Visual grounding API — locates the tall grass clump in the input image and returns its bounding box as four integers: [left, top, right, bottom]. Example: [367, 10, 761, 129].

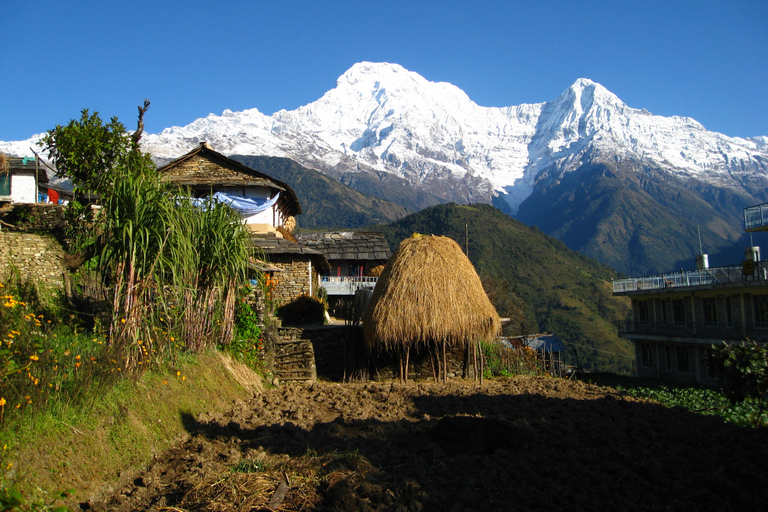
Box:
[163, 194, 250, 352]
[39, 107, 256, 374]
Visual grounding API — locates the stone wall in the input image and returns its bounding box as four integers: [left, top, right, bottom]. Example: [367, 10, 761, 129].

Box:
[269, 256, 320, 305]
[0, 232, 65, 288]
[266, 324, 481, 384]
[0, 203, 67, 241]
[0, 204, 68, 289]
[272, 326, 319, 382]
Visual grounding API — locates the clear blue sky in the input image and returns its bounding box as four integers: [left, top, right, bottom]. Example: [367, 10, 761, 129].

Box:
[1, 0, 766, 142]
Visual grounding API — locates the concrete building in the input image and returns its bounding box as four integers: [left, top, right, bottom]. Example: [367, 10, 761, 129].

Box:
[612, 202, 768, 384]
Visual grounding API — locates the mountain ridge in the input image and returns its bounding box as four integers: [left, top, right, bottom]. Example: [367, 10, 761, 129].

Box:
[3, 62, 767, 274]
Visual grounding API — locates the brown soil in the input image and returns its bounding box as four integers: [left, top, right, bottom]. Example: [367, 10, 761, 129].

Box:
[87, 376, 768, 511]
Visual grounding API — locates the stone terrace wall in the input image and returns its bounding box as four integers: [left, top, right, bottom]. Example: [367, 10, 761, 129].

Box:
[0, 232, 65, 288]
[0, 204, 68, 289]
[0, 203, 67, 242]
[269, 324, 481, 383]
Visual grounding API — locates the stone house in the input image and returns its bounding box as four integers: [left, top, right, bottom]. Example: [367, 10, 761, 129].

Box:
[157, 142, 301, 234]
[250, 235, 330, 305]
[295, 231, 391, 297]
[0, 155, 49, 204]
[158, 142, 328, 304]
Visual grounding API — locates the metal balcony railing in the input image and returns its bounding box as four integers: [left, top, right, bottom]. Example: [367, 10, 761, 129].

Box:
[612, 264, 766, 294]
[617, 320, 768, 341]
[745, 203, 768, 232]
[321, 276, 379, 296]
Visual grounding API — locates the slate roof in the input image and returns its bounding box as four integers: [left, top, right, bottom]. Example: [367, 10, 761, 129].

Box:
[157, 142, 301, 216]
[250, 234, 330, 273]
[5, 156, 49, 184]
[295, 232, 392, 262]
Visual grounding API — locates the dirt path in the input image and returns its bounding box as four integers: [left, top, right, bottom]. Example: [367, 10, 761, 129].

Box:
[88, 376, 768, 511]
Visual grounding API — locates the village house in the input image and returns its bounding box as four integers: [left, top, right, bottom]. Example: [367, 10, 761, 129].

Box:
[295, 231, 391, 297]
[157, 142, 329, 304]
[0, 154, 49, 204]
[612, 202, 768, 385]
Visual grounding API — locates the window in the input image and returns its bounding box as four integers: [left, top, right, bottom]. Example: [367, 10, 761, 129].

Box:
[659, 299, 668, 325]
[0, 175, 9, 196]
[637, 301, 650, 323]
[676, 347, 690, 373]
[753, 295, 768, 325]
[673, 300, 686, 325]
[702, 297, 717, 325]
[641, 344, 653, 368]
[725, 296, 734, 326]
[665, 346, 672, 371]
[706, 355, 720, 379]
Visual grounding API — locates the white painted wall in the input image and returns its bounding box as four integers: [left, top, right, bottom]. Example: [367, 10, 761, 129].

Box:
[11, 172, 37, 203]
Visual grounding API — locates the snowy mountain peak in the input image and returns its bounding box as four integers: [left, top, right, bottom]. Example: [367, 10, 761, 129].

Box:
[2, 62, 767, 219]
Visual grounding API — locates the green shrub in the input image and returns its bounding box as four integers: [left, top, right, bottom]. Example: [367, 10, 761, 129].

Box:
[707, 340, 768, 426]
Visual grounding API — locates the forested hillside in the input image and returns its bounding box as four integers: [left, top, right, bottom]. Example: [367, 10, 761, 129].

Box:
[232, 155, 410, 228]
[374, 203, 633, 373]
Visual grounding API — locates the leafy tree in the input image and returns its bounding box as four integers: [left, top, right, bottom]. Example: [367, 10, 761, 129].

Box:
[40, 103, 251, 370]
[708, 340, 768, 426]
[39, 109, 141, 196]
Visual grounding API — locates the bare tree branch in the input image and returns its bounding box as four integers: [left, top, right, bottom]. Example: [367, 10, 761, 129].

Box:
[132, 99, 151, 146]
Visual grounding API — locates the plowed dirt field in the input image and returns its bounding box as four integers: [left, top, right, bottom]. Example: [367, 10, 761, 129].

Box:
[88, 376, 768, 511]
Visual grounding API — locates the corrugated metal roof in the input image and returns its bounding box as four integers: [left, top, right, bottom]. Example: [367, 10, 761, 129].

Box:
[524, 334, 565, 352]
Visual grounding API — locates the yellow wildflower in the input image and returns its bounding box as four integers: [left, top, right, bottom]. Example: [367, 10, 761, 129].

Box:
[0, 398, 6, 406]
[29, 354, 39, 361]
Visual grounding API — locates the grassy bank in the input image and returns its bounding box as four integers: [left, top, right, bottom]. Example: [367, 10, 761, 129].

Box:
[0, 351, 262, 510]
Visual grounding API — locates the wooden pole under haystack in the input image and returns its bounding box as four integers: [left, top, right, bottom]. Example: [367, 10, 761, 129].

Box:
[363, 234, 501, 382]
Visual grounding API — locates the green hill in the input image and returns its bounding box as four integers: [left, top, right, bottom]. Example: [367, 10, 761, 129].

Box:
[231, 155, 411, 229]
[374, 203, 633, 373]
[516, 157, 756, 275]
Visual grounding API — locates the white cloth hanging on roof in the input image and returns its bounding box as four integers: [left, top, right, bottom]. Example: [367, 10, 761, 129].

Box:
[191, 191, 280, 216]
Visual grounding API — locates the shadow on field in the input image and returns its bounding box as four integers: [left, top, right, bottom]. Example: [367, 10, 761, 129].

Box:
[172, 388, 768, 511]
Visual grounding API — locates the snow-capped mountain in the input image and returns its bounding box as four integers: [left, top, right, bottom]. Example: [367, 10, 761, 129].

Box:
[134, 62, 768, 217]
[3, 62, 767, 274]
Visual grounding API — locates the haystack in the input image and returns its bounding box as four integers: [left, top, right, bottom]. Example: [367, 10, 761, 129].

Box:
[363, 235, 501, 381]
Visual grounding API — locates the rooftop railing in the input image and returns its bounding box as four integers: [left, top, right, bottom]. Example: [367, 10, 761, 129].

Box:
[612, 264, 765, 294]
[745, 203, 768, 232]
